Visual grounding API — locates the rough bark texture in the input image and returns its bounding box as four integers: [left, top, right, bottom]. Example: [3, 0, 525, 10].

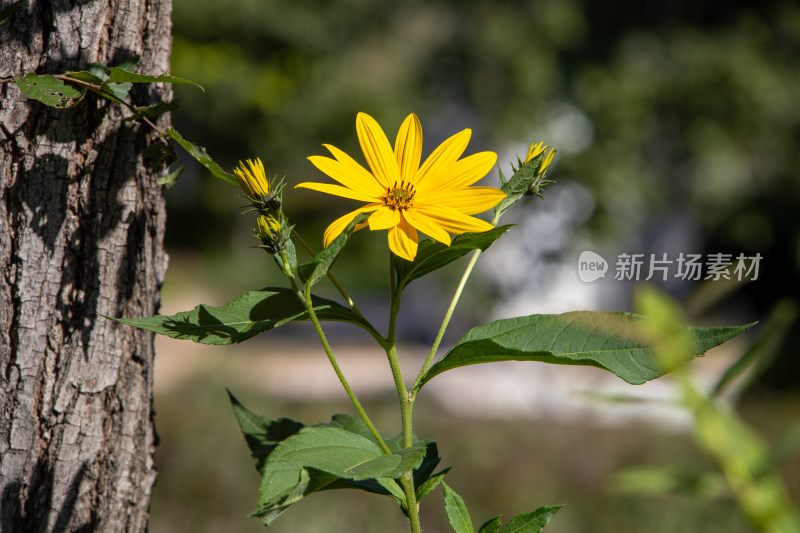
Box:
[0, 1, 171, 531]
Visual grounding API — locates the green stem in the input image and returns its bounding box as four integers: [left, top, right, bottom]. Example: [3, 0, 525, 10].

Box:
[386, 253, 421, 533]
[280, 252, 390, 455]
[400, 473, 422, 533]
[410, 212, 503, 396]
[410, 249, 481, 395]
[292, 229, 368, 321]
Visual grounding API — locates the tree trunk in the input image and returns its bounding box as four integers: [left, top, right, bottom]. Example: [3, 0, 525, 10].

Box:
[0, 1, 171, 531]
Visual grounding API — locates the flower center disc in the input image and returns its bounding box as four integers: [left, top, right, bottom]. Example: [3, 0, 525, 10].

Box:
[384, 184, 415, 211]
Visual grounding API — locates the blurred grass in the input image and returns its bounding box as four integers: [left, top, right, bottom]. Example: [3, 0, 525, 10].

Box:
[148, 352, 800, 533]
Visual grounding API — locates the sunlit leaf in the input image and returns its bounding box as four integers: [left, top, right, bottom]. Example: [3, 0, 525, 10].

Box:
[256, 426, 425, 525]
[298, 212, 373, 288]
[500, 505, 563, 533]
[478, 516, 503, 533]
[110, 287, 376, 344]
[443, 482, 475, 533]
[15, 74, 86, 108]
[419, 312, 755, 388]
[124, 100, 181, 121]
[105, 66, 204, 90]
[227, 390, 304, 472]
[394, 225, 512, 293]
[165, 127, 237, 185]
[157, 164, 184, 189]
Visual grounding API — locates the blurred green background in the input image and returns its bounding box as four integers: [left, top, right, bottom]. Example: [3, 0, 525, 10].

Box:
[151, 0, 800, 531]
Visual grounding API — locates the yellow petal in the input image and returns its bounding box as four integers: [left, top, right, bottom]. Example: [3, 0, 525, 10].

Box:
[402, 208, 451, 246]
[394, 114, 422, 184]
[412, 205, 494, 235]
[417, 187, 506, 215]
[308, 149, 384, 197]
[234, 158, 270, 199]
[322, 204, 380, 247]
[368, 206, 401, 231]
[356, 112, 401, 189]
[417, 151, 497, 194]
[415, 129, 471, 188]
[295, 182, 381, 203]
[539, 148, 556, 174]
[525, 141, 547, 164]
[388, 217, 418, 261]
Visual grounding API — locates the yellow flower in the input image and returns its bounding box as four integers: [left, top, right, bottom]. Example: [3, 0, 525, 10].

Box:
[256, 214, 282, 241]
[296, 112, 506, 261]
[234, 158, 271, 202]
[524, 141, 556, 175]
[255, 214, 287, 253]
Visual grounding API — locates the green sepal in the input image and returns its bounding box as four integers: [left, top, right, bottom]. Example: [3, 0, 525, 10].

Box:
[499, 505, 563, 532]
[493, 152, 547, 218]
[165, 127, 237, 184]
[297, 212, 373, 288]
[418, 311, 755, 388]
[394, 225, 512, 294]
[109, 287, 376, 344]
[443, 482, 475, 533]
[15, 74, 86, 108]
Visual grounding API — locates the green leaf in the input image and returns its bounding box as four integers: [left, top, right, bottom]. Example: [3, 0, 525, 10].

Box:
[273, 237, 297, 277]
[419, 311, 755, 388]
[394, 225, 512, 292]
[142, 141, 178, 169]
[111, 287, 376, 344]
[86, 62, 110, 81]
[416, 467, 450, 501]
[0, 0, 22, 25]
[63, 70, 106, 86]
[124, 100, 181, 120]
[297, 212, 373, 288]
[443, 482, 475, 533]
[165, 127, 237, 185]
[157, 165, 184, 189]
[105, 66, 204, 90]
[227, 390, 304, 472]
[479, 516, 503, 533]
[101, 80, 133, 102]
[15, 74, 86, 108]
[257, 427, 425, 523]
[413, 442, 443, 494]
[500, 505, 563, 533]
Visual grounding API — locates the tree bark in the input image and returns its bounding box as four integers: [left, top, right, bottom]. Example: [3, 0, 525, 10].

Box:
[0, 1, 171, 531]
